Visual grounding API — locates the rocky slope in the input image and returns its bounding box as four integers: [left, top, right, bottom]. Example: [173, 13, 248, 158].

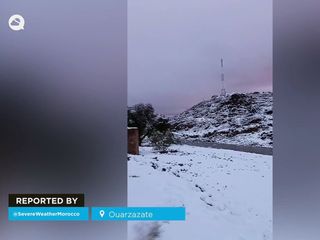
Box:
[171, 92, 273, 148]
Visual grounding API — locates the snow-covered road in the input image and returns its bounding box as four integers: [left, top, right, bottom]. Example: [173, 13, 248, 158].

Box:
[128, 145, 272, 240]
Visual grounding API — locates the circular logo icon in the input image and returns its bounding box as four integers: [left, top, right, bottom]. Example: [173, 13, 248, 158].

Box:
[8, 14, 25, 31]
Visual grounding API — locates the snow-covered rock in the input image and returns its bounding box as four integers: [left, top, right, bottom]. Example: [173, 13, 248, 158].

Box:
[171, 92, 273, 148]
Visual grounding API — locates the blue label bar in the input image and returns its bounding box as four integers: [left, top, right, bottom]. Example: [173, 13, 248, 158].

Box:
[8, 207, 89, 221]
[92, 207, 186, 221]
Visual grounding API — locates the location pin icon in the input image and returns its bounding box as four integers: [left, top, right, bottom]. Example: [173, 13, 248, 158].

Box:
[99, 210, 105, 218]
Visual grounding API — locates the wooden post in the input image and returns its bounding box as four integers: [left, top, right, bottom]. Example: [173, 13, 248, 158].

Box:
[128, 127, 139, 155]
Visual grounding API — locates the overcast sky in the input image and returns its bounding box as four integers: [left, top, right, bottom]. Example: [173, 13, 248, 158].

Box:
[128, 0, 272, 115]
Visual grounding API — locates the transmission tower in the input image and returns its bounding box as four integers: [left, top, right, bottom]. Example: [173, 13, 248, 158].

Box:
[220, 58, 227, 97]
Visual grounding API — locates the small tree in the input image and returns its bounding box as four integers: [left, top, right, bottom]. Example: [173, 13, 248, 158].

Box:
[128, 105, 175, 150]
[149, 117, 174, 152]
[128, 103, 156, 145]
[153, 117, 171, 133]
[150, 130, 174, 152]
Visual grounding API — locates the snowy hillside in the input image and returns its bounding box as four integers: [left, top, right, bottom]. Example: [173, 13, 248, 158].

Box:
[171, 92, 273, 148]
[128, 145, 272, 240]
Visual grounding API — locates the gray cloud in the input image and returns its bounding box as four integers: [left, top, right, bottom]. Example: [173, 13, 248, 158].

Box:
[128, 0, 272, 115]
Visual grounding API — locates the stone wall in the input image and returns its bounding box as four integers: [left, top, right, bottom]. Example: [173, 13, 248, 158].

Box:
[128, 127, 139, 155]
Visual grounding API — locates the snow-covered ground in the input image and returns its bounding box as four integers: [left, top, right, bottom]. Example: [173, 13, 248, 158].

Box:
[128, 145, 272, 240]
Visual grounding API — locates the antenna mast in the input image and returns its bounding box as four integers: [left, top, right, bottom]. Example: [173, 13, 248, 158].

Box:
[220, 58, 227, 97]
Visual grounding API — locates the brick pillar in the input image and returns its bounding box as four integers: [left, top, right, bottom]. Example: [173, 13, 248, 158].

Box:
[128, 127, 139, 155]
